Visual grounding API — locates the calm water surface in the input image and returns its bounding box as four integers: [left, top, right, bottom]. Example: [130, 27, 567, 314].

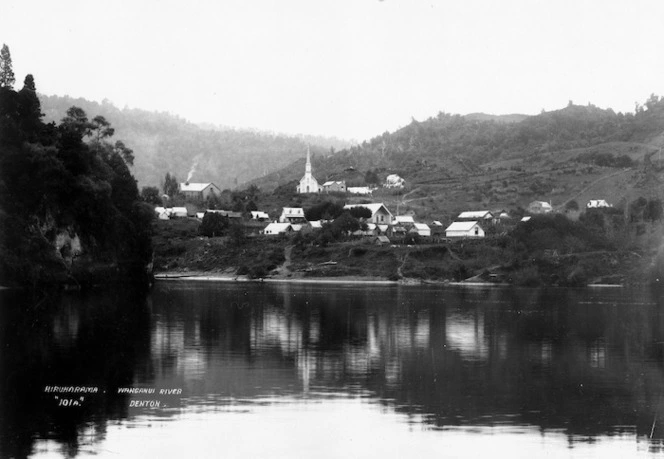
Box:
[2, 281, 664, 458]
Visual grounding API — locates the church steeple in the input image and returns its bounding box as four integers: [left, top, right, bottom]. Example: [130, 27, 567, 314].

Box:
[305, 144, 312, 175]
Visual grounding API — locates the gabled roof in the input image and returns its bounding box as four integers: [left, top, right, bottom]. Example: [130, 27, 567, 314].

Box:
[458, 211, 493, 219]
[251, 211, 270, 219]
[413, 223, 430, 230]
[343, 203, 393, 217]
[180, 182, 219, 192]
[322, 180, 344, 186]
[264, 222, 292, 233]
[394, 215, 415, 224]
[432, 220, 444, 226]
[445, 221, 481, 232]
[529, 200, 552, 209]
[281, 207, 304, 215]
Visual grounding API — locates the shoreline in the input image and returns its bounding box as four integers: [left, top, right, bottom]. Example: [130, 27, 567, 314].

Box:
[153, 272, 623, 288]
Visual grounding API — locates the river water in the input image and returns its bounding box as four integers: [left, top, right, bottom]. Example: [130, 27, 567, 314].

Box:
[2, 281, 664, 458]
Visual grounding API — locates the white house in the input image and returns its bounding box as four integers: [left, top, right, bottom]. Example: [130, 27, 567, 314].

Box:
[296, 147, 321, 194]
[263, 222, 293, 235]
[394, 215, 416, 225]
[348, 186, 373, 195]
[171, 207, 188, 218]
[343, 203, 393, 224]
[410, 223, 431, 237]
[457, 210, 494, 221]
[279, 207, 307, 223]
[445, 221, 485, 238]
[587, 199, 611, 208]
[179, 182, 221, 200]
[528, 201, 552, 214]
[384, 174, 405, 188]
[251, 211, 270, 221]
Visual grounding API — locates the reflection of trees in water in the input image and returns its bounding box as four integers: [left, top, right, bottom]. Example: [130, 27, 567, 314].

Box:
[150, 284, 664, 449]
[0, 288, 151, 458]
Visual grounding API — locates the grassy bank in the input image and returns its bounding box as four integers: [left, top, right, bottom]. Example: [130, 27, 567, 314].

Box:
[153, 218, 656, 286]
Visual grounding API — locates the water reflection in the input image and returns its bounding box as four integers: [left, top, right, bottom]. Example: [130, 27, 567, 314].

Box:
[2, 283, 664, 457]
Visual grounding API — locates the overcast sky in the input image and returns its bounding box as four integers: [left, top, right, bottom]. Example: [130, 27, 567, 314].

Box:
[2, 0, 663, 140]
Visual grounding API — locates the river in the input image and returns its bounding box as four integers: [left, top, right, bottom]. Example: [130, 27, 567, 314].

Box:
[1, 281, 664, 458]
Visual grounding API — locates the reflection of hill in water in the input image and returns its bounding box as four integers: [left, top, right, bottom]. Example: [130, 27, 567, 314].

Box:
[148, 284, 664, 445]
[3, 284, 664, 456]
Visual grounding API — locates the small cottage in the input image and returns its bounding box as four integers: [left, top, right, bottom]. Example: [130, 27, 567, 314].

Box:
[263, 222, 293, 235]
[343, 203, 393, 224]
[410, 223, 431, 237]
[445, 221, 485, 238]
[179, 182, 222, 200]
[528, 201, 552, 214]
[279, 207, 307, 224]
[322, 181, 346, 193]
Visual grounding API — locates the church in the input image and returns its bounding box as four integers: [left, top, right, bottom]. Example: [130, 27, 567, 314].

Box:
[296, 146, 321, 194]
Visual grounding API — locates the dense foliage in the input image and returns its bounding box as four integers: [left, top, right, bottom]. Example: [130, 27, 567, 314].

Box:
[0, 54, 152, 287]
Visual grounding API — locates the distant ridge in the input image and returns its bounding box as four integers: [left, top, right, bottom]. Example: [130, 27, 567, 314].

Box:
[464, 113, 530, 124]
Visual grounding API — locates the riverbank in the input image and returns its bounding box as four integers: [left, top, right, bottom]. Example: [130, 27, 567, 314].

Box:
[152, 219, 658, 287]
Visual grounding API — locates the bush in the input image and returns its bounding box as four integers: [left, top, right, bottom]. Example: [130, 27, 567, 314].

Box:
[199, 212, 229, 237]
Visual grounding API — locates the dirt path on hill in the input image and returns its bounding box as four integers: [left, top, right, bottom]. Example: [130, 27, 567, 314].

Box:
[275, 244, 294, 276]
[560, 168, 632, 210]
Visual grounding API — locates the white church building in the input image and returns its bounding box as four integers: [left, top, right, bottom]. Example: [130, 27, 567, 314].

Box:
[296, 147, 321, 194]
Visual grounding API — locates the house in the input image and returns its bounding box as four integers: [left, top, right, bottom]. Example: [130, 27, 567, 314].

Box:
[321, 181, 346, 193]
[457, 210, 494, 222]
[520, 216, 531, 222]
[279, 207, 307, 223]
[343, 203, 393, 224]
[374, 235, 390, 245]
[394, 215, 416, 226]
[410, 223, 431, 237]
[196, 212, 205, 219]
[296, 147, 321, 193]
[348, 186, 372, 195]
[251, 211, 270, 221]
[179, 182, 222, 200]
[587, 199, 611, 208]
[263, 222, 293, 235]
[528, 201, 552, 214]
[171, 207, 188, 218]
[154, 206, 169, 220]
[445, 221, 485, 238]
[384, 174, 405, 189]
[309, 220, 323, 230]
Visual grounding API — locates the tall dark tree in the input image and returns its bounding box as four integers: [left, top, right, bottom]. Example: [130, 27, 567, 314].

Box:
[17, 74, 43, 139]
[90, 115, 115, 142]
[0, 44, 15, 88]
[163, 172, 179, 197]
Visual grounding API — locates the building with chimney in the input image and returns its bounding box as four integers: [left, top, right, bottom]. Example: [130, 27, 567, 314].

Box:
[296, 147, 321, 194]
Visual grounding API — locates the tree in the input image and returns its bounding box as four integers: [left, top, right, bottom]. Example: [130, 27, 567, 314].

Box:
[113, 140, 134, 166]
[163, 172, 179, 197]
[0, 44, 15, 88]
[565, 200, 579, 211]
[141, 186, 162, 205]
[90, 115, 115, 142]
[199, 212, 229, 237]
[61, 106, 92, 138]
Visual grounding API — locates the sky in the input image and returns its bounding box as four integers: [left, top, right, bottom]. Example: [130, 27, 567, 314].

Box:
[2, 0, 664, 141]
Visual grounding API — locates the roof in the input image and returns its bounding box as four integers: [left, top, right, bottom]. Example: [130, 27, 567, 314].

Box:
[413, 223, 430, 230]
[179, 182, 218, 192]
[445, 221, 480, 232]
[521, 216, 531, 222]
[375, 235, 390, 243]
[322, 181, 344, 186]
[458, 211, 493, 219]
[432, 220, 443, 226]
[251, 211, 270, 219]
[309, 221, 323, 229]
[264, 222, 292, 233]
[530, 201, 552, 209]
[171, 207, 188, 213]
[348, 187, 372, 193]
[394, 215, 415, 224]
[343, 203, 392, 217]
[281, 207, 304, 215]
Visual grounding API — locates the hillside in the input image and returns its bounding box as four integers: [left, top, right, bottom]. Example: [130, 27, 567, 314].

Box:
[39, 95, 353, 190]
[249, 97, 664, 222]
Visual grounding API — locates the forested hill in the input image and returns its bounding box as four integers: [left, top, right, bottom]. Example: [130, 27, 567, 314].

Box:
[39, 95, 353, 190]
[249, 97, 664, 200]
